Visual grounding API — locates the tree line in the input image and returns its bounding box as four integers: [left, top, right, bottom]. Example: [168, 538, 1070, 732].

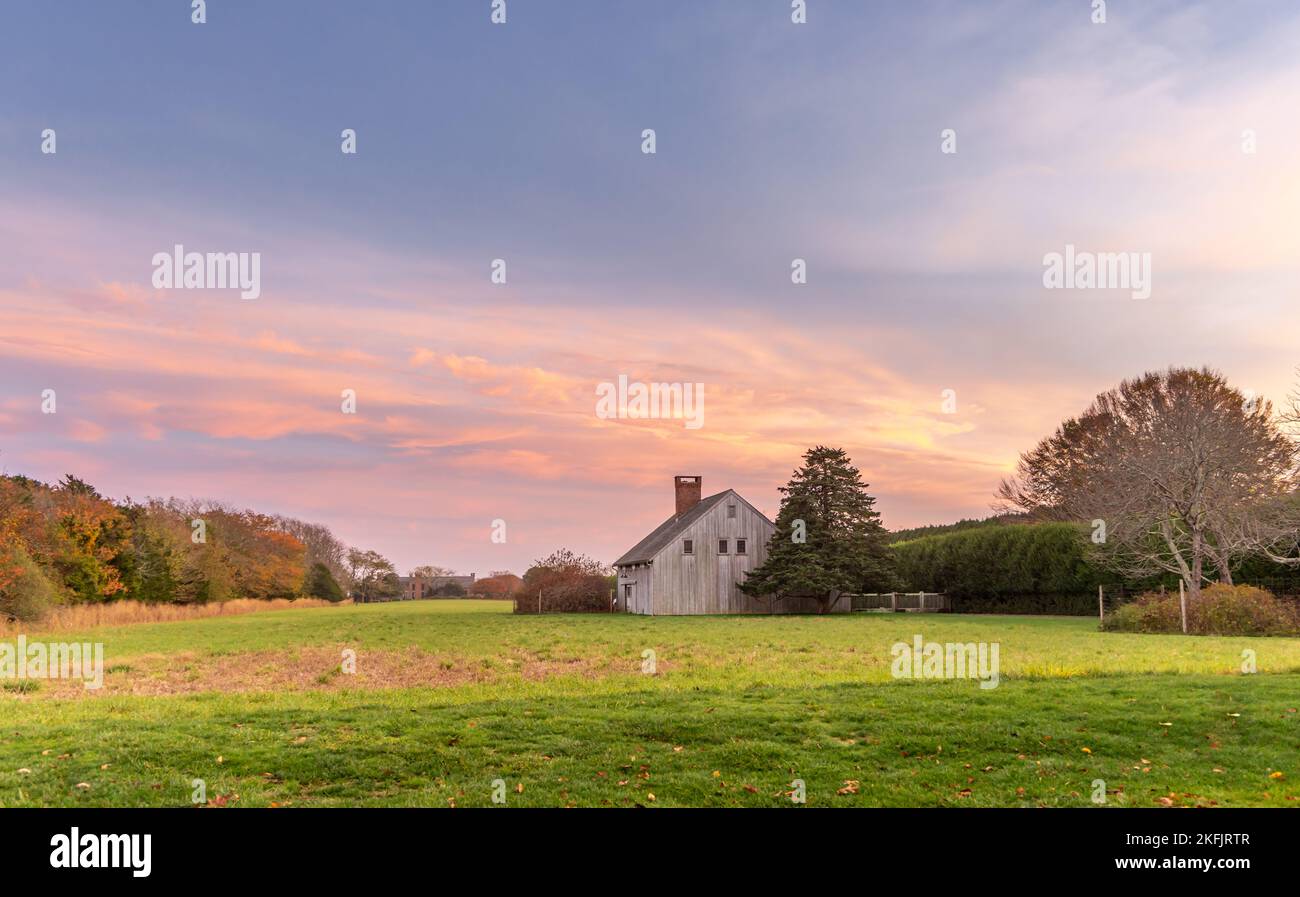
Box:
[0, 474, 361, 620]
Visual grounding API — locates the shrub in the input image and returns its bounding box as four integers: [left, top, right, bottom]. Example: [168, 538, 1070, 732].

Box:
[515, 575, 611, 614]
[1102, 584, 1299, 636]
[516, 549, 612, 614]
[0, 546, 59, 622]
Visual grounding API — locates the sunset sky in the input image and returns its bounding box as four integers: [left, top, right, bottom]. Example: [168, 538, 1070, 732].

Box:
[3, 1, 1300, 575]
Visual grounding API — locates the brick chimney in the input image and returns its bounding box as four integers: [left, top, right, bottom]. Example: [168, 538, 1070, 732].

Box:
[674, 475, 702, 516]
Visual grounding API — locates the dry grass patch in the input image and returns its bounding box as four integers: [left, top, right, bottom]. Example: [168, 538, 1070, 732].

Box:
[0, 598, 343, 637]
[32, 646, 629, 697]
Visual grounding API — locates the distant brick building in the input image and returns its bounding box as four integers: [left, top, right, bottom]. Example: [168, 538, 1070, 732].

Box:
[398, 573, 476, 600]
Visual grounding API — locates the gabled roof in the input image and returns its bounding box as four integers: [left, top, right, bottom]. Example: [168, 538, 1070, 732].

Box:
[614, 491, 730, 566]
[612, 488, 781, 567]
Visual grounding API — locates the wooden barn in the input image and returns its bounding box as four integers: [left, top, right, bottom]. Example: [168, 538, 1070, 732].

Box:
[614, 476, 839, 615]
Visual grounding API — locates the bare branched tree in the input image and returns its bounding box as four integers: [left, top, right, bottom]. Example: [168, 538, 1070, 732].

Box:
[997, 368, 1300, 601]
[409, 564, 454, 579]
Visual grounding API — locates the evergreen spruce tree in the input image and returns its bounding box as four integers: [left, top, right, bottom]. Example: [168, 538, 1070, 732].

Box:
[303, 561, 345, 602]
[741, 446, 895, 613]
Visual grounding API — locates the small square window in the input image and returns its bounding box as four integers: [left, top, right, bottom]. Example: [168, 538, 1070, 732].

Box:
[718, 539, 729, 554]
[683, 539, 694, 555]
[736, 539, 747, 554]
[727, 504, 736, 518]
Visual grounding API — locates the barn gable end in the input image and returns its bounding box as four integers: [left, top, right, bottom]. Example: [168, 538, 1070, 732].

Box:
[615, 477, 781, 615]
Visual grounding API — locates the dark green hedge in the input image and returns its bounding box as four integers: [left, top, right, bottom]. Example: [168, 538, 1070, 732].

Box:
[892, 523, 1103, 602]
[891, 522, 1300, 614]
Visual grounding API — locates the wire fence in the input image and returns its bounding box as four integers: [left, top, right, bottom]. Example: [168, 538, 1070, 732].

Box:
[849, 592, 949, 612]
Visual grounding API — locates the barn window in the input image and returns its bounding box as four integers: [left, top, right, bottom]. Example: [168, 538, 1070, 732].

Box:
[727, 504, 736, 518]
[736, 539, 747, 554]
[683, 539, 694, 555]
[718, 539, 729, 554]
[623, 584, 632, 599]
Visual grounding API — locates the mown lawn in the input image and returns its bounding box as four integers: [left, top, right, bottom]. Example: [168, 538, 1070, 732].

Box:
[1, 601, 1296, 807]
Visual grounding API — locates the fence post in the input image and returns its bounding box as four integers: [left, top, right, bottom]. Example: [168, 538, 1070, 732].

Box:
[1098, 585, 1104, 623]
[1179, 580, 1187, 634]
[890, 592, 897, 612]
[918, 591, 925, 611]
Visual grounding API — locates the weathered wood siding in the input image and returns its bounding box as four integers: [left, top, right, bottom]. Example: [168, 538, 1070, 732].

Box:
[616, 563, 653, 614]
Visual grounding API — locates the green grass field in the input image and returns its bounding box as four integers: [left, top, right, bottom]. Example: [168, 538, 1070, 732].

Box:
[2, 600, 1297, 807]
